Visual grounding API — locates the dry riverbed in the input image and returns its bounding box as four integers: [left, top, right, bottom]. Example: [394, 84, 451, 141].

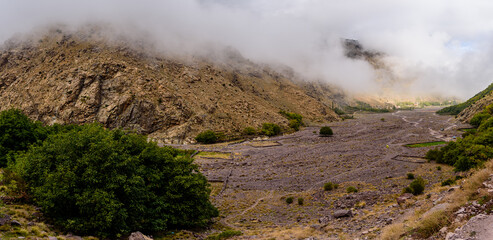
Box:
[168, 108, 470, 239]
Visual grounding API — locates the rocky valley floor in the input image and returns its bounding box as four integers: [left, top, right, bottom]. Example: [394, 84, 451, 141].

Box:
[168, 108, 471, 239]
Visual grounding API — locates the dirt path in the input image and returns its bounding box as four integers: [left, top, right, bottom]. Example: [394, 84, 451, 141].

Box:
[171, 107, 471, 238]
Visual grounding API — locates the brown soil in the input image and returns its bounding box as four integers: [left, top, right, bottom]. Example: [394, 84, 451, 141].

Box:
[169, 107, 470, 239]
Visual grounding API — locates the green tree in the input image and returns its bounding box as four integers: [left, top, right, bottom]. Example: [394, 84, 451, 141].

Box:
[319, 126, 333, 136]
[195, 130, 218, 144]
[14, 123, 218, 237]
[261, 123, 281, 136]
[0, 109, 47, 167]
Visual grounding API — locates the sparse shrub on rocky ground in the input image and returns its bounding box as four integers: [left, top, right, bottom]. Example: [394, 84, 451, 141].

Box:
[261, 123, 281, 136]
[286, 197, 294, 204]
[404, 176, 426, 195]
[297, 197, 304, 205]
[407, 173, 415, 179]
[324, 182, 337, 191]
[243, 127, 256, 135]
[346, 186, 358, 193]
[196, 130, 218, 144]
[324, 182, 333, 191]
[441, 178, 455, 186]
[319, 126, 333, 136]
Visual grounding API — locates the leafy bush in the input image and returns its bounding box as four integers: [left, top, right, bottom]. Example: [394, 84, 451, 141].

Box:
[288, 119, 301, 131]
[0, 109, 47, 167]
[408, 177, 426, 195]
[346, 186, 358, 193]
[436, 166, 442, 171]
[319, 126, 333, 136]
[206, 230, 242, 240]
[470, 112, 491, 128]
[323, 182, 334, 191]
[286, 197, 294, 204]
[243, 127, 256, 135]
[261, 123, 281, 136]
[195, 130, 218, 144]
[280, 110, 303, 131]
[441, 179, 455, 186]
[14, 123, 218, 237]
[297, 197, 304, 205]
[407, 173, 415, 179]
[333, 108, 345, 115]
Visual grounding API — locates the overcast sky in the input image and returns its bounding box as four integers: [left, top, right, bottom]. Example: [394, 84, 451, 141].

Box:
[1, 0, 493, 99]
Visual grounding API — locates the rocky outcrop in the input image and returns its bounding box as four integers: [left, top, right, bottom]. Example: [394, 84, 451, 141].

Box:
[0, 29, 340, 143]
[128, 231, 153, 240]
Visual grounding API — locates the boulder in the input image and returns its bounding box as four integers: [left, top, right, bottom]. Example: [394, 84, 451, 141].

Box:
[333, 209, 352, 218]
[129, 231, 153, 240]
[0, 214, 11, 225]
[318, 216, 332, 226]
[396, 193, 414, 205]
[10, 220, 21, 226]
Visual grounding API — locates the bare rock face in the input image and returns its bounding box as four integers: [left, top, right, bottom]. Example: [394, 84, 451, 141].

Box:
[0, 29, 340, 143]
[333, 209, 352, 218]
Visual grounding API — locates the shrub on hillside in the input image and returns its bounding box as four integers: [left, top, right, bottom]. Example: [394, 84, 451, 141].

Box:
[13, 123, 218, 237]
[243, 127, 256, 135]
[407, 173, 415, 179]
[286, 197, 294, 204]
[0, 109, 48, 167]
[288, 119, 301, 131]
[404, 177, 426, 195]
[323, 182, 334, 191]
[346, 186, 358, 193]
[261, 123, 281, 136]
[195, 130, 218, 144]
[297, 197, 304, 205]
[279, 110, 303, 131]
[319, 126, 333, 136]
[470, 112, 491, 128]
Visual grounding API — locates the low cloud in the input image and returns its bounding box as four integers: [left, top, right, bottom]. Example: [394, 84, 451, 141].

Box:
[1, 0, 493, 99]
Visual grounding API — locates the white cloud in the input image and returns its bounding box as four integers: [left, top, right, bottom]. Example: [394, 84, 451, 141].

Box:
[1, 0, 493, 99]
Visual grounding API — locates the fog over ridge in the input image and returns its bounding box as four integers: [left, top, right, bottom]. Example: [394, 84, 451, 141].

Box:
[1, 0, 493, 99]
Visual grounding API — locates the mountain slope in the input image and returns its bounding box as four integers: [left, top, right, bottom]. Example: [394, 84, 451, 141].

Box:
[0, 29, 339, 143]
[437, 83, 493, 116]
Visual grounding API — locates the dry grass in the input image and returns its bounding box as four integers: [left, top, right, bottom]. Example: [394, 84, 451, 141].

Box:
[195, 151, 232, 159]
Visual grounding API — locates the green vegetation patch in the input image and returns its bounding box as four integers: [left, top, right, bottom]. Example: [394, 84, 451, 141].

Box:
[196, 130, 218, 144]
[426, 103, 493, 171]
[261, 123, 281, 136]
[206, 230, 242, 240]
[405, 141, 447, 148]
[279, 110, 303, 131]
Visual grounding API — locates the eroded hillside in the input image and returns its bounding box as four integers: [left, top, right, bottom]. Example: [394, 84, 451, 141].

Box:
[0, 29, 340, 143]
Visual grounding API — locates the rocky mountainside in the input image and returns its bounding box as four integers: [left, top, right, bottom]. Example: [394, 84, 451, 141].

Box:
[0, 29, 340, 143]
[457, 90, 493, 122]
[438, 82, 493, 118]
